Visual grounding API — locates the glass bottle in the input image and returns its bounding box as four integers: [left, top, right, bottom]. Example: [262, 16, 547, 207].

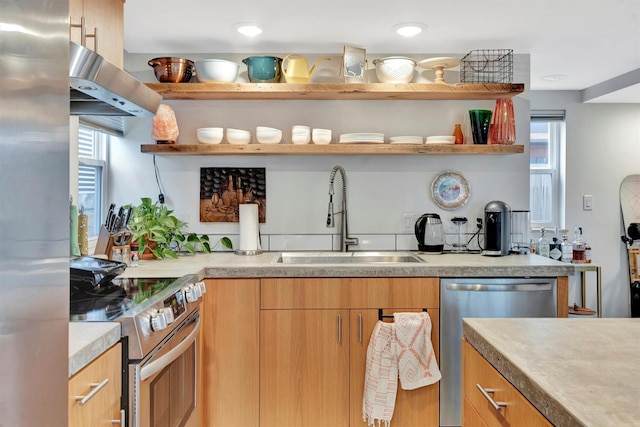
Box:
[561, 234, 573, 263]
[572, 226, 586, 264]
[585, 241, 592, 263]
[537, 227, 550, 258]
[453, 123, 464, 145]
[549, 226, 562, 261]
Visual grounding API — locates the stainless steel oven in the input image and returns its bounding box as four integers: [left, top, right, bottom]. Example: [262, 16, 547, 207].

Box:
[69, 260, 205, 427]
[129, 309, 201, 427]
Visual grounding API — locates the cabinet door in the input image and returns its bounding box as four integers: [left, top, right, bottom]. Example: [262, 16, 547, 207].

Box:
[68, 342, 122, 427]
[261, 309, 350, 427]
[462, 340, 552, 427]
[201, 279, 260, 427]
[70, 0, 123, 67]
[350, 309, 440, 427]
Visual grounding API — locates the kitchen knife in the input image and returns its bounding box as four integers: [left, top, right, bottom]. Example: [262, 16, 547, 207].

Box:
[105, 203, 116, 228]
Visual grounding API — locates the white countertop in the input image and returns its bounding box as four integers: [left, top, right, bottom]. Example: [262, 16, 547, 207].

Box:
[463, 318, 640, 426]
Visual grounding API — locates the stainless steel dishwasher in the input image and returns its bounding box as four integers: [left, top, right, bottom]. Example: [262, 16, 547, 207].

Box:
[440, 277, 557, 427]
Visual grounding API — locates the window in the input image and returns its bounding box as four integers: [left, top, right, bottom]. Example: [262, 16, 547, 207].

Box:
[530, 111, 565, 228]
[78, 125, 107, 238]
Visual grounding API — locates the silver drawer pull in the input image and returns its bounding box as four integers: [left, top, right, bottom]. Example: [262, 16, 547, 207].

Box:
[112, 409, 126, 424]
[75, 378, 109, 406]
[476, 383, 507, 412]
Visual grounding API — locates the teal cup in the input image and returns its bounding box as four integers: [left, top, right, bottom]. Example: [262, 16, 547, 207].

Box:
[469, 109, 492, 144]
[242, 56, 283, 83]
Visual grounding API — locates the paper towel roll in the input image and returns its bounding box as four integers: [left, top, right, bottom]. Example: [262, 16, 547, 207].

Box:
[239, 204, 259, 251]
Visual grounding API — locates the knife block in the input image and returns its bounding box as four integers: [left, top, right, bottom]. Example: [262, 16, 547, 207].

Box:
[94, 225, 114, 258]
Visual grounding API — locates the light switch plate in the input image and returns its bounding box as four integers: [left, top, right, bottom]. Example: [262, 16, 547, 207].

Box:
[402, 212, 416, 232]
[583, 195, 593, 211]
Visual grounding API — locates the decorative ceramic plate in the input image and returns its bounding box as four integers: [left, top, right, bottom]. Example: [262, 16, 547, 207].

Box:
[431, 171, 470, 210]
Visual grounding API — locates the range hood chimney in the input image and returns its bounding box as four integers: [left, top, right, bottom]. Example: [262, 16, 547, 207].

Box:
[70, 42, 162, 117]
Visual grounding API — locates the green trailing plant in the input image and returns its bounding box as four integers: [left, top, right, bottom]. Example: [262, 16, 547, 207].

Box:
[128, 197, 231, 259]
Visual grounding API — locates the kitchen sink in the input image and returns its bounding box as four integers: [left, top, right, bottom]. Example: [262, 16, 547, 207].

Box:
[273, 251, 425, 264]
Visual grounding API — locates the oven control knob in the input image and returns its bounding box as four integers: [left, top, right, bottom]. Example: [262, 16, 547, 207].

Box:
[193, 283, 203, 299]
[184, 285, 198, 303]
[196, 281, 207, 295]
[160, 307, 175, 324]
[150, 310, 168, 331]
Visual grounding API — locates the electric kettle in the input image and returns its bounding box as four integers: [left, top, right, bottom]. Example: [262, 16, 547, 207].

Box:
[415, 213, 445, 253]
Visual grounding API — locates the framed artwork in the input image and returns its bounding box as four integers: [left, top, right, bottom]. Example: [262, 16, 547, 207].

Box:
[342, 45, 367, 83]
[200, 167, 266, 223]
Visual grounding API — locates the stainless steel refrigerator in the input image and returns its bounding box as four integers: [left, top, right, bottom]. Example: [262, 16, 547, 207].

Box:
[0, 1, 70, 426]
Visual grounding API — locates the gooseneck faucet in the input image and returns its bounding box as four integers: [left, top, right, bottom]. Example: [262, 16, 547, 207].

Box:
[327, 165, 359, 252]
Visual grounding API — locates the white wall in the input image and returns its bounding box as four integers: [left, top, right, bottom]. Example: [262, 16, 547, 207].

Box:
[110, 53, 530, 253]
[532, 91, 640, 318]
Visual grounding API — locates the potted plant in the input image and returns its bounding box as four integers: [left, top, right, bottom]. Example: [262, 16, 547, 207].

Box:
[128, 197, 231, 259]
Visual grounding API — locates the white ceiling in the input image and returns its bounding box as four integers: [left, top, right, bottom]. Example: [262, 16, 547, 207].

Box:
[124, 0, 640, 102]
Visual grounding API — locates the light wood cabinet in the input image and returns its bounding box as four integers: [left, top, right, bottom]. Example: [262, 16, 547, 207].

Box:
[260, 277, 440, 427]
[68, 342, 122, 427]
[462, 340, 552, 427]
[69, 0, 124, 67]
[200, 278, 260, 427]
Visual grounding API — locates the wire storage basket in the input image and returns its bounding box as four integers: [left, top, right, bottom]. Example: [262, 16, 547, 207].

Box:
[460, 49, 513, 83]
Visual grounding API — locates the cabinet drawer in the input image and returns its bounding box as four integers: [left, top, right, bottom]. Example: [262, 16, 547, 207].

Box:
[69, 342, 122, 427]
[261, 277, 438, 309]
[462, 341, 551, 427]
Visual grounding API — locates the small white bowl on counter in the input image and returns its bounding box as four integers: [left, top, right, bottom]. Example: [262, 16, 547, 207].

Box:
[197, 127, 224, 144]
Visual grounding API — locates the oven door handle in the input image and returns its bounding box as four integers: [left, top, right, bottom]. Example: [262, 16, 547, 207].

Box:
[140, 315, 201, 381]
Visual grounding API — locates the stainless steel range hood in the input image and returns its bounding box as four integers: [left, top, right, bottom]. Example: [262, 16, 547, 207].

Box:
[70, 42, 162, 117]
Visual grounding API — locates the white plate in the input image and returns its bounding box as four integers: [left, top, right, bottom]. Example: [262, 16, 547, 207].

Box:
[431, 171, 470, 210]
[390, 136, 423, 144]
[426, 135, 455, 145]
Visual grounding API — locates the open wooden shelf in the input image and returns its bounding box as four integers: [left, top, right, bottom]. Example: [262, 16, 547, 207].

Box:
[145, 82, 525, 101]
[140, 143, 524, 156]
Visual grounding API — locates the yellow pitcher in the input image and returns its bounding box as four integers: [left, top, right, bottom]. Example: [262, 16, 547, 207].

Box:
[281, 53, 330, 84]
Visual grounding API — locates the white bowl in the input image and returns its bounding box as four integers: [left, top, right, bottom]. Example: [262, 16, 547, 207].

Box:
[312, 128, 332, 144]
[226, 128, 251, 145]
[197, 127, 224, 144]
[372, 56, 416, 84]
[196, 59, 239, 83]
[256, 128, 282, 144]
[292, 125, 311, 133]
[292, 133, 311, 144]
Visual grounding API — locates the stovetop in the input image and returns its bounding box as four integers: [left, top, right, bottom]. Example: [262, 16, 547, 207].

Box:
[70, 277, 179, 321]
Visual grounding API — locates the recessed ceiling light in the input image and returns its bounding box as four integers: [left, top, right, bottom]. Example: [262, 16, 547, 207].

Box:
[233, 22, 263, 37]
[392, 22, 426, 37]
[541, 74, 568, 82]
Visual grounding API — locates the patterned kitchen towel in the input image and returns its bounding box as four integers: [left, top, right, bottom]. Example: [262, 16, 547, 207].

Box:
[362, 320, 398, 427]
[393, 311, 441, 390]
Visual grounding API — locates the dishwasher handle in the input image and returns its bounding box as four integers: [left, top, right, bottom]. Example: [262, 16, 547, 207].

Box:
[446, 282, 552, 292]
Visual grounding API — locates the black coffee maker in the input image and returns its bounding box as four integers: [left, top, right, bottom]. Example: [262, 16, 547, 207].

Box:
[482, 201, 511, 256]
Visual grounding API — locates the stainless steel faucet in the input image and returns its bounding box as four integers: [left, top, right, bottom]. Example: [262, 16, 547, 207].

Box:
[326, 165, 359, 252]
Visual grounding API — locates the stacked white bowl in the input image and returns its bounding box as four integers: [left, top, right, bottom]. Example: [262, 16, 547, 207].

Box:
[226, 128, 251, 145]
[291, 125, 311, 144]
[312, 128, 332, 145]
[256, 126, 282, 144]
[197, 127, 224, 144]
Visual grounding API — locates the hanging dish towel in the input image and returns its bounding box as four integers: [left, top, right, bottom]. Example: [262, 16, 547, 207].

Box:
[362, 320, 397, 427]
[393, 311, 441, 390]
